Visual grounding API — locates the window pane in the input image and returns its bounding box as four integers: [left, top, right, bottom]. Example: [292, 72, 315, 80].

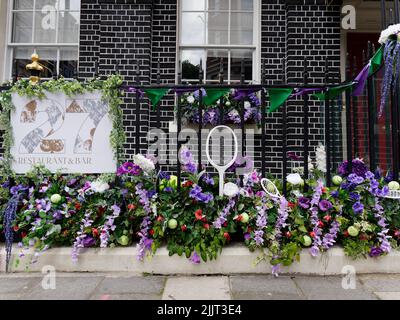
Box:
[60, 47, 78, 77]
[12, 12, 33, 43]
[35, 0, 57, 9]
[231, 0, 253, 11]
[34, 11, 57, 43]
[62, 0, 81, 11]
[181, 50, 203, 81]
[206, 50, 228, 82]
[58, 11, 80, 43]
[230, 49, 253, 82]
[181, 12, 206, 45]
[13, 0, 33, 9]
[13, 47, 57, 78]
[208, 0, 229, 10]
[182, 0, 205, 11]
[230, 12, 253, 45]
[208, 12, 229, 45]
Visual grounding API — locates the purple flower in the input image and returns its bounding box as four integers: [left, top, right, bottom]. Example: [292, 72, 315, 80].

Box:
[298, 197, 311, 209]
[82, 236, 96, 248]
[159, 171, 170, 180]
[202, 174, 215, 186]
[117, 162, 142, 176]
[164, 187, 173, 193]
[348, 174, 365, 185]
[352, 202, 364, 215]
[244, 233, 251, 240]
[190, 252, 201, 264]
[331, 190, 339, 198]
[10, 185, 27, 196]
[338, 159, 368, 178]
[349, 193, 361, 202]
[369, 247, 384, 257]
[319, 200, 333, 212]
[385, 172, 394, 183]
[189, 184, 213, 203]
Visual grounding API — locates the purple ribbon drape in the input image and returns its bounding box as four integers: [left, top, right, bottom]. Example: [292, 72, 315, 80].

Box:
[127, 87, 145, 98]
[232, 88, 260, 101]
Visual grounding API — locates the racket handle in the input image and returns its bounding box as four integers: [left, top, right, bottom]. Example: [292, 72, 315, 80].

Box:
[219, 172, 224, 197]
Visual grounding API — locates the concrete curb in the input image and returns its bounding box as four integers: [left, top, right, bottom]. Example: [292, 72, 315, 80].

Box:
[1, 244, 400, 275]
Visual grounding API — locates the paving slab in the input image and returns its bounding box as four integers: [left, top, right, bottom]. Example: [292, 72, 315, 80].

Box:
[359, 274, 400, 292]
[162, 276, 231, 300]
[94, 276, 165, 296]
[230, 276, 304, 300]
[374, 292, 400, 300]
[22, 276, 104, 300]
[293, 276, 378, 300]
[90, 293, 162, 300]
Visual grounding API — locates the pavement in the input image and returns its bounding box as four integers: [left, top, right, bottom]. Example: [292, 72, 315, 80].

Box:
[0, 273, 400, 300]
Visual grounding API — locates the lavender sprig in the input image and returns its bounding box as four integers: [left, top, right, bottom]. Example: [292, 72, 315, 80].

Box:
[71, 210, 94, 263]
[136, 183, 154, 261]
[100, 205, 121, 248]
[309, 181, 324, 257]
[213, 197, 237, 229]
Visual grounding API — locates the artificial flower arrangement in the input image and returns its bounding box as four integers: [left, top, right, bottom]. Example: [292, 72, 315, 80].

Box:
[178, 89, 261, 126]
[1, 149, 400, 275]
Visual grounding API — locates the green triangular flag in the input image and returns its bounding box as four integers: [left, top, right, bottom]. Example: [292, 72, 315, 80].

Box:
[369, 46, 384, 75]
[144, 88, 169, 110]
[312, 83, 354, 101]
[203, 88, 230, 106]
[267, 88, 294, 113]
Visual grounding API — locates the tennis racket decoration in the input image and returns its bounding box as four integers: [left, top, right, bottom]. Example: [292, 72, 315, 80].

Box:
[383, 190, 400, 199]
[261, 178, 281, 200]
[205, 125, 238, 197]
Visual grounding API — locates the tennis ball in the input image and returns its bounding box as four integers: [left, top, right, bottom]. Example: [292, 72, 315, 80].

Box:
[389, 181, 400, 191]
[332, 175, 343, 186]
[303, 235, 312, 247]
[348, 226, 360, 237]
[50, 194, 62, 204]
[168, 219, 178, 230]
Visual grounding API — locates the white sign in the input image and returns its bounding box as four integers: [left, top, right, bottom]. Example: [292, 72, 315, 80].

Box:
[10, 91, 116, 174]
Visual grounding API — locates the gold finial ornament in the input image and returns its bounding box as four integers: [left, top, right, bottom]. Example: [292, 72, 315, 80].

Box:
[26, 53, 44, 85]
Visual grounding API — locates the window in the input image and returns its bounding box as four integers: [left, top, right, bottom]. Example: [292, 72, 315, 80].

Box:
[179, 0, 260, 84]
[6, 0, 80, 79]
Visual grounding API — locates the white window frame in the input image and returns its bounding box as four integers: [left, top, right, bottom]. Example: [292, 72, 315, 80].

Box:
[177, 0, 261, 84]
[4, 0, 80, 80]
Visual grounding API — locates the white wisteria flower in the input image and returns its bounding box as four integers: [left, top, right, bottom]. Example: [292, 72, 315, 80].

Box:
[287, 173, 303, 186]
[244, 101, 251, 109]
[224, 182, 240, 197]
[187, 95, 195, 104]
[379, 23, 400, 44]
[133, 154, 155, 173]
[90, 180, 110, 193]
[315, 144, 327, 173]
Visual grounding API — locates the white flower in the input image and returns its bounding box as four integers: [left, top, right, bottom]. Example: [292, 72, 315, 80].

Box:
[316, 144, 327, 173]
[244, 101, 251, 109]
[133, 154, 155, 173]
[224, 182, 239, 197]
[308, 156, 314, 172]
[90, 181, 110, 193]
[287, 173, 303, 185]
[187, 95, 195, 104]
[379, 23, 400, 44]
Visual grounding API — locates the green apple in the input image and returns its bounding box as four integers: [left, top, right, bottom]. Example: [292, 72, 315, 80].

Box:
[168, 219, 178, 230]
[303, 235, 312, 247]
[241, 213, 249, 224]
[348, 226, 359, 237]
[118, 235, 129, 246]
[50, 194, 62, 204]
[389, 181, 400, 191]
[332, 175, 343, 186]
[225, 101, 231, 107]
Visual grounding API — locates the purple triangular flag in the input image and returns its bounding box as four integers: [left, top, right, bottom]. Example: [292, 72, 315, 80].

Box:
[352, 63, 370, 96]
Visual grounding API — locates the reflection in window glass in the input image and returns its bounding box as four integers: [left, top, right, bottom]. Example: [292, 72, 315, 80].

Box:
[13, 0, 34, 10]
[36, 0, 57, 9]
[34, 11, 57, 43]
[181, 12, 206, 45]
[182, 0, 205, 11]
[208, 12, 229, 45]
[13, 47, 57, 78]
[230, 50, 252, 82]
[208, 0, 229, 11]
[206, 50, 228, 82]
[60, 47, 78, 78]
[58, 11, 80, 43]
[181, 50, 203, 81]
[12, 12, 33, 43]
[230, 12, 253, 45]
[231, 0, 253, 11]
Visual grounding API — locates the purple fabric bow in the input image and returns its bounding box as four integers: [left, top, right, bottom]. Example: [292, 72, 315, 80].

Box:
[127, 87, 145, 98]
[352, 63, 370, 96]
